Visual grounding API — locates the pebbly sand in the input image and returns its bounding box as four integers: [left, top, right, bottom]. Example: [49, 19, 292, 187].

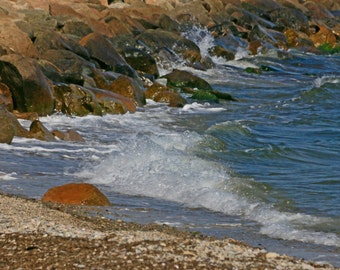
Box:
[0, 193, 339, 270]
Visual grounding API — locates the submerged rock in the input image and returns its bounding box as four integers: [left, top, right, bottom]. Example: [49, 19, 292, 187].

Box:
[42, 183, 111, 206]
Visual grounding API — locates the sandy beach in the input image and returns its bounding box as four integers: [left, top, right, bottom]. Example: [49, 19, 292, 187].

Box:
[0, 193, 338, 269]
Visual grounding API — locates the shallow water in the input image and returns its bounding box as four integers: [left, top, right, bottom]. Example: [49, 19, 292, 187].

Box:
[1, 30, 340, 266]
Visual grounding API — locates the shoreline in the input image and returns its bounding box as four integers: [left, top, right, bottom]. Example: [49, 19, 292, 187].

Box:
[0, 192, 338, 269]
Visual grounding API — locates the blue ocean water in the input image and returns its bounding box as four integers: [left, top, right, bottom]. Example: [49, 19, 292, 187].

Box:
[0, 30, 339, 266]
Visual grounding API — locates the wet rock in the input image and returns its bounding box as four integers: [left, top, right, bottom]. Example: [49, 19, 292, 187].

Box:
[145, 83, 187, 107]
[136, 29, 202, 64]
[89, 87, 136, 114]
[53, 84, 102, 116]
[309, 24, 337, 48]
[284, 29, 314, 50]
[107, 76, 146, 107]
[79, 33, 136, 77]
[208, 46, 235, 61]
[0, 54, 54, 116]
[269, 7, 310, 33]
[162, 69, 213, 91]
[52, 129, 85, 142]
[29, 120, 56, 142]
[122, 47, 159, 79]
[42, 183, 112, 206]
[13, 111, 39, 121]
[0, 106, 15, 144]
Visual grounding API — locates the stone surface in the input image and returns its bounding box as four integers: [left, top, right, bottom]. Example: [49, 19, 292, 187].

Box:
[0, 55, 54, 116]
[145, 83, 187, 107]
[0, 106, 15, 144]
[42, 183, 111, 206]
[29, 120, 56, 142]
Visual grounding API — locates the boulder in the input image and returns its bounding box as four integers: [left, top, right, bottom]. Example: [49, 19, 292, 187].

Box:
[145, 83, 186, 107]
[29, 120, 56, 142]
[136, 29, 202, 64]
[107, 76, 146, 107]
[34, 30, 90, 59]
[208, 46, 235, 61]
[52, 129, 85, 142]
[42, 183, 111, 206]
[0, 20, 40, 58]
[0, 82, 13, 112]
[0, 54, 54, 116]
[40, 49, 92, 85]
[79, 33, 136, 77]
[89, 87, 136, 114]
[122, 47, 159, 79]
[162, 69, 213, 91]
[309, 24, 337, 48]
[0, 106, 15, 144]
[53, 84, 103, 116]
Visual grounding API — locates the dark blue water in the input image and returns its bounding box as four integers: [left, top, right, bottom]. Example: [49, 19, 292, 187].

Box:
[0, 31, 339, 266]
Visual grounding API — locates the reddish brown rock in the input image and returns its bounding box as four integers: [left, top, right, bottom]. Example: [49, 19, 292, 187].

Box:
[145, 83, 186, 107]
[29, 120, 56, 142]
[108, 76, 146, 107]
[42, 183, 111, 206]
[0, 21, 39, 58]
[309, 24, 337, 48]
[52, 129, 85, 142]
[0, 106, 15, 144]
[89, 87, 137, 114]
[0, 82, 13, 112]
[53, 84, 102, 116]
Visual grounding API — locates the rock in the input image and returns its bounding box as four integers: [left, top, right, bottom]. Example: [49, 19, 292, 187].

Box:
[309, 24, 337, 48]
[89, 87, 137, 114]
[79, 33, 136, 77]
[162, 69, 213, 91]
[40, 49, 92, 85]
[208, 46, 235, 61]
[0, 54, 54, 116]
[42, 183, 111, 206]
[34, 30, 90, 60]
[136, 29, 202, 64]
[269, 7, 310, 33]
[0, 82, 13, 112]
[52, 129, 85, 142]
[107, 76, 146, 107]
[0, 106, 15, 144]
[0, 20, 40, 58]
[29, 120, 56, 142]
[122, 47, 159, 79]
[13, 111, 39, 121]
[145, 83, 187, 107]
[53, 84, 103, 116]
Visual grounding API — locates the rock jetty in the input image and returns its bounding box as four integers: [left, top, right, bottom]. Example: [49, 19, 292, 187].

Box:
[1, 0, 340, 143]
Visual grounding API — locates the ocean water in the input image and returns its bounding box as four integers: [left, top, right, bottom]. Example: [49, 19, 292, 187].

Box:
[0, 29, 339, 266]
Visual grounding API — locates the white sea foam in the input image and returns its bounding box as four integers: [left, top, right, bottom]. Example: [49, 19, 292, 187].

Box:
[313, 75, 340, 88]
[0, 172, 18, 181]
[73, 111, 340, 248]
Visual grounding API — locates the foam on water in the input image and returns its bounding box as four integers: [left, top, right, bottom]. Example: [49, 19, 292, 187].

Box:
[62, 107, 340, 248]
